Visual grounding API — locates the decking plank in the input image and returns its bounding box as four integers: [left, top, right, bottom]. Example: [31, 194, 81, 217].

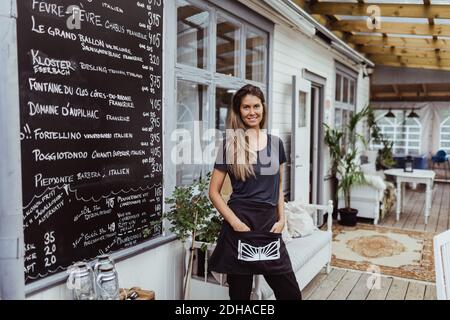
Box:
[327, 270, 361, 300]
[414, 183, 441, 232]
[425, 183, 443, 233]
[436, 183, 450, 233]
[302, 269, 328, 300]
[405, 282, 426, 300]
[304, 268, 437, 300]
[346, 272, 374, 300]
[424, 285, 437, 300]
[307, 268, 346, 300]
[402, 187, 425, 231]
[395, 184, 422, 229]
[385, 278, 409, 300]
[366, 276, 393, 300]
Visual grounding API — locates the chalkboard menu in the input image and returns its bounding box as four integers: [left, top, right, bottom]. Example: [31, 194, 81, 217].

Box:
[16, 0, 164, 284]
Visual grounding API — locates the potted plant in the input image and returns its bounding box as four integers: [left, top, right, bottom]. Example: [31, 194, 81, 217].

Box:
[365, 106, 396, 170]
[324, 123, 343, 219]
[150, 172, 222, 299]
[337, 148, 366, 226]
[324, 106, 369, 226]
[376, 137, 396, 170]
[365, 105, 383, 164]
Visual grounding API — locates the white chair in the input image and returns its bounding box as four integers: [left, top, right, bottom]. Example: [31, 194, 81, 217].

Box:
[434, 229, 450, 300]
[338, 159, 396, 224]
[338, 181, 384, 225]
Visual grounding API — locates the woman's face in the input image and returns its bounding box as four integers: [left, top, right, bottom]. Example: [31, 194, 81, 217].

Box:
[239, 94, 264, 129]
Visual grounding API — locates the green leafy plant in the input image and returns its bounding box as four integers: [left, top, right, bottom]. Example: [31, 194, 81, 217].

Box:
[377, 138, 396, 170]
[366, 105, 383, 147]
[365, 106, 396, 169]
[324, 105, 369, 210]
[195, 214, 223, 248]
[162, 172, 219, 244]
[339, 147, 366, 209]
[324, 123, 343, 179]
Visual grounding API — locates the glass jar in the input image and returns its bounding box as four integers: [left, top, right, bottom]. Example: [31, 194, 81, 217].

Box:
[94, 254, 115, 276]
[67, 262, 96, 300]
[94, 254, 116, 296]
[96, 264, 120, 300]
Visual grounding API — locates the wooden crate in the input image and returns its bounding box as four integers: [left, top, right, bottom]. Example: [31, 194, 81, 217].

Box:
[120, 287, 155, 300]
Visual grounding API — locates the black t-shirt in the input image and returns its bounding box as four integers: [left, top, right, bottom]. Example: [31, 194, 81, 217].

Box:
[214, 134, 287, 207]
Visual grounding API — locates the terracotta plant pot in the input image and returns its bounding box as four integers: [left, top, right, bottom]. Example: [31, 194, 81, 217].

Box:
[338, 208, 358, 226]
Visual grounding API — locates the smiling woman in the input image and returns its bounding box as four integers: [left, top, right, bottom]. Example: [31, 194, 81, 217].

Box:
[208, 85, 302, 300]
[226, 84, 267, 181]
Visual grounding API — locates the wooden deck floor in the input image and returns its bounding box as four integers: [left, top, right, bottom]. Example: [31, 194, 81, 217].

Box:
[379, 181, 450, 233]
[304, 183, 449, 300]
[303, 268, 437, 300]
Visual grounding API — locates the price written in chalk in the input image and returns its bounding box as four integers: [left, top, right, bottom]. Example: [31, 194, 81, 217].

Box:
[44, 231, 57, 268]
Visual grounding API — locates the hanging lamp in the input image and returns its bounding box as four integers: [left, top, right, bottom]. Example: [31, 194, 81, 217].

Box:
[385, 108, 395, 118]
[407, 109, 419, 118]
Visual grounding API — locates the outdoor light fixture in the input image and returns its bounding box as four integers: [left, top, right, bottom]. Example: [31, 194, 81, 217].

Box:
[407, 109, 419, 118]
[362, 64, 374, 78]
[404, 155, 414, 173]
[385, 109, 396, 118]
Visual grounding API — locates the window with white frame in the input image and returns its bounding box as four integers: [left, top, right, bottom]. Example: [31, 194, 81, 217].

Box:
[440, 116, 450, 153]
[371, 112, 422, 155]
[175, 0, 270, 185]
[334, 65, 357, 147]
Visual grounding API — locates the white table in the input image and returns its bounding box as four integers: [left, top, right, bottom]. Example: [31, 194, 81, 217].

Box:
[384, 169, 436, 224]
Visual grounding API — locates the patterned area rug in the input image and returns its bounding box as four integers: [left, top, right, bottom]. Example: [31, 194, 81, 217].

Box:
[330, 223, 435, 282]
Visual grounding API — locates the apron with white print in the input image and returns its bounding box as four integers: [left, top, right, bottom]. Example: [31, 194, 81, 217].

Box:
[208, 200, 293, 275]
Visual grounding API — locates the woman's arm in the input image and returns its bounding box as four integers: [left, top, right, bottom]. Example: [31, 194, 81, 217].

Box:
[209, 169, 250, 232]
[270, 163, 285, 233]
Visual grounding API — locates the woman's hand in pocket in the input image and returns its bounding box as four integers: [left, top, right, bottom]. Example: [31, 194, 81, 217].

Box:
[231, 220, 251, 232]
[270, 221, 284, 234]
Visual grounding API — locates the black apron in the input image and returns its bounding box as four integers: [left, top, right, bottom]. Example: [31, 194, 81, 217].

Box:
[208, 200, 293, 275]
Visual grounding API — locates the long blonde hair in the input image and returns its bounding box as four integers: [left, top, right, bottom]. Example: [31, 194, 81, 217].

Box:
[226, 85, 267, 181]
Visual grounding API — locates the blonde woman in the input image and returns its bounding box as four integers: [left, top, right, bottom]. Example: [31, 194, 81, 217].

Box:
[208, 84, 301, 300]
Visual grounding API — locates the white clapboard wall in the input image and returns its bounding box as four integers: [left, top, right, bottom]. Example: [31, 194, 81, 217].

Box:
[270, 22, 370, 201]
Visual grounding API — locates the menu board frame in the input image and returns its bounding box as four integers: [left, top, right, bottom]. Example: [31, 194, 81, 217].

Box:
[16, 0, 165, 286]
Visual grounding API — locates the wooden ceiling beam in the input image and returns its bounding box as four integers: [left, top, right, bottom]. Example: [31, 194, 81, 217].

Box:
[331, 20, 450, 37]
[392, 84, 399, 96]
[359, 46, 450, 60]
[309, 10, 353, 45]
[372, 95, 450, 102]
[369, 54, 450, 66]
[368, 60, 450, 72]
[373, 90, 450, 98]
[424, 0, 435, 26]
[348, 34, 450, 49]
[309, 2, 450, 19]
[291, 0, 307, 8]
[311, 13, 328, 25]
